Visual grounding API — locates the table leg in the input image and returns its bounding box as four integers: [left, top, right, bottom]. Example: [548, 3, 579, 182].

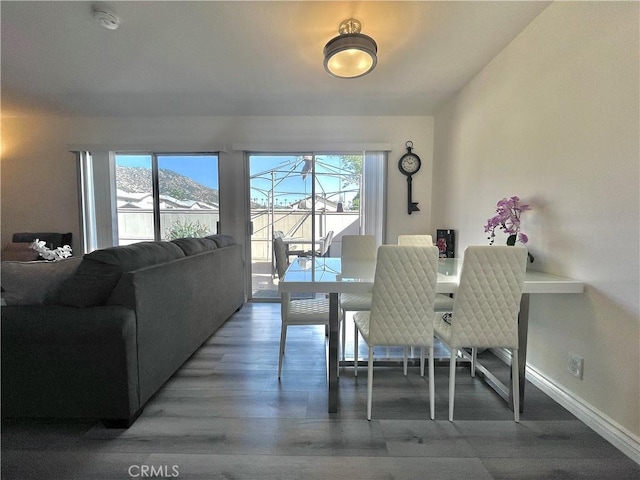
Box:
[509, 293, 529, 413]
[328, 292, 339, 413]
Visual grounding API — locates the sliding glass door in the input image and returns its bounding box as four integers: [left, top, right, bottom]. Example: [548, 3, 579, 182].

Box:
[248, 153, 363, 300]
[78, 151, 219, 251]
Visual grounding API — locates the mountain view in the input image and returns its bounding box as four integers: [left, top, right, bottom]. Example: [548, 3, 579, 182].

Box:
[116, 166, 219, 205]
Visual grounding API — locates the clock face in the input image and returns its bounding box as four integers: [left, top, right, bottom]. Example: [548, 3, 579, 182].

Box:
[399, 153, 421, 175]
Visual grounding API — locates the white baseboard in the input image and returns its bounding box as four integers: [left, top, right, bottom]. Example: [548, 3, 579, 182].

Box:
[490, 348, 640, 464]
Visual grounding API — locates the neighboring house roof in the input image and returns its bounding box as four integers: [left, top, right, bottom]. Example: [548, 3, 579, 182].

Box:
[291, 195, 340, 212]
[116, 190, 218, 210]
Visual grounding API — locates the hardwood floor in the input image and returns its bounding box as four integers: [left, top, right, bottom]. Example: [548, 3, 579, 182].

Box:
[2, 303, 638, 479]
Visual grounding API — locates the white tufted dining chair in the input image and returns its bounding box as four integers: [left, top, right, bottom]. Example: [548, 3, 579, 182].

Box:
[353, 245, 439, 420]
[397, 235, 454, 315]
[339, 235, 377, 361]
[434, 245, 528, 422]
[397, 234, 433, 246]
[398, 233, 453, 373]
[274, 237, 334, 380]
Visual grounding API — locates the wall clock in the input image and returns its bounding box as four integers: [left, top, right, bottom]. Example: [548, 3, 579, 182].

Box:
[398, 141, 421, 214]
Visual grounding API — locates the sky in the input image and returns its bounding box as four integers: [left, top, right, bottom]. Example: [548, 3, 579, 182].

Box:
[115, 153, 360, 206]
[249, 155, 360, 206]
[116, 154, 219, 189]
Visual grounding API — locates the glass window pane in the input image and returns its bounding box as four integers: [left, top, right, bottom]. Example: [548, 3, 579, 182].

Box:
[315, 154, 362, 257]
[115, 154, 154, 245]
[249, 154, 315, 299]
[157, 154, 219, 240]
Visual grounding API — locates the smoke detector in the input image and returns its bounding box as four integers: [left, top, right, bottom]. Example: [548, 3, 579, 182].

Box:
[93, 6, 119, 30]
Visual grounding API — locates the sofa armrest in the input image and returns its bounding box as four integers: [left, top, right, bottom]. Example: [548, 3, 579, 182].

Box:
[1, 304, 136, 344]
[1, 305, 140, 421]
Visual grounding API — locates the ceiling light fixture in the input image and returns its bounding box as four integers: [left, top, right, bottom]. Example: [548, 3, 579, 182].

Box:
[323, 18, 377, 79]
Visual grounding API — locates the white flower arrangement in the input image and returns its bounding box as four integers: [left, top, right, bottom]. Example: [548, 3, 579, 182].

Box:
[30, 239, 73, 261]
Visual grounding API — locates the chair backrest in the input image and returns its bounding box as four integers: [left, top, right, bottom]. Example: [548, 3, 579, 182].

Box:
[318, 230, 334, 256]
[368, 245, 439, 347]
[398, 234, 433, 246]
[341, 235, 377, 262]
[450, 245, 528, 349]
[273, 237, 288, 279]
[274, 237, 293, 316]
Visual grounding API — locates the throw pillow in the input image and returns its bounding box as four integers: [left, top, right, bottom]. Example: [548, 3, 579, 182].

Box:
[1, 257, 82, 305]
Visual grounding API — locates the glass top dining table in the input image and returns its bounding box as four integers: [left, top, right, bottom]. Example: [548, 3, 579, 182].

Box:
[279, 256, 583, 413]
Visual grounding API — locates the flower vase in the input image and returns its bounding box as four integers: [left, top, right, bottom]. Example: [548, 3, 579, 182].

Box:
[506, 234, 534, 263]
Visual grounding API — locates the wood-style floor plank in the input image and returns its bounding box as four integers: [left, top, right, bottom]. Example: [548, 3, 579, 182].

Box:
[2, 303, 638, 479]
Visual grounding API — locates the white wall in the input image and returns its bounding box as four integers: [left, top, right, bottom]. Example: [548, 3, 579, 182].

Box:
[1, 115, 434, 252]
[432, 0, 639, 445]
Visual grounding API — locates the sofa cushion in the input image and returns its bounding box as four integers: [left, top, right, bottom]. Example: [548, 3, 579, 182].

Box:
[2, 242, 40, 262]
[1, 257, 82, 305]
[205, 234, 236, 248]
[86, 241, 185, 272]
[59, 241, 185, 307]
[171, 237, 218, 256]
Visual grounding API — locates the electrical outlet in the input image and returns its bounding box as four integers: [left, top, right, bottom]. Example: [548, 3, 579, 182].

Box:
[567, 353, 584, 379]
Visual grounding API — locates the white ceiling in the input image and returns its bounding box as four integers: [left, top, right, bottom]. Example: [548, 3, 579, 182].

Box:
[1, 1, 551, 117]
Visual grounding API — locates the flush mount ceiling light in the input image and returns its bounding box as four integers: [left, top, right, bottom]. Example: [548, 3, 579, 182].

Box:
[323, 18, 377, 79]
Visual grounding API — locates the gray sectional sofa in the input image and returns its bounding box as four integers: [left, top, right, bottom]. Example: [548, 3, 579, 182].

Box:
[1, 235, 245, 427]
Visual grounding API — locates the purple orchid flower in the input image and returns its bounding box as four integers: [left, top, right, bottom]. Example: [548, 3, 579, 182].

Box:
[484, 196, 531, 257]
